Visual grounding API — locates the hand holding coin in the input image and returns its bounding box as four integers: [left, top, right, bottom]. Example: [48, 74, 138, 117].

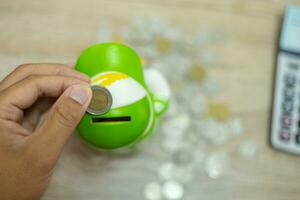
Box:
[0, 63, 92, 200]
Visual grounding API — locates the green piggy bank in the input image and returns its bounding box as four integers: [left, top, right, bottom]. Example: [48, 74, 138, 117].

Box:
[75, 43, 170, 149]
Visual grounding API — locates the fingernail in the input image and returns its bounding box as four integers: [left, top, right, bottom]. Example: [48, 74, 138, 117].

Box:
[69, 85, 92, 106]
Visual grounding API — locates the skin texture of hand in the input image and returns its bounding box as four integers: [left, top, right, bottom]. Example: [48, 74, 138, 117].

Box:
[0, 63, 92, 200]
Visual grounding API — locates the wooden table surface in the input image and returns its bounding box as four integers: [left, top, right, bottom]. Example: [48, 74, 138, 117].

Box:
[1, 0, 300, 200]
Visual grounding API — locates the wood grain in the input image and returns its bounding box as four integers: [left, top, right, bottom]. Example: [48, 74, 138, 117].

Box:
[1, 0, 300, 199]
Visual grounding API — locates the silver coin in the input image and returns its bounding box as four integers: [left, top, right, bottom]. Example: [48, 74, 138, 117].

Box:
[204, 151, 229, 179]
[144, 182, 162, 200]
[87, 85, 112, 115]
[158, 162, 176, 180]
[239, 140, 257, 159]
[162, 180, 184, 200]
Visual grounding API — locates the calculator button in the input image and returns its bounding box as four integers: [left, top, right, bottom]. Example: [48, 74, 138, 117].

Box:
[282, 101, 293, 114]
[284, 88, 294, 100]
[296, 134, 300, 145]
[281, 116, 292, 128]
[285, 74, 296, 87]
[280, 129, 290, 142]
[287, 62, 299, 71]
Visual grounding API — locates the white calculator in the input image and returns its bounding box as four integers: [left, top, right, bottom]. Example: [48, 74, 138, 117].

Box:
[271, 5, 300, 154]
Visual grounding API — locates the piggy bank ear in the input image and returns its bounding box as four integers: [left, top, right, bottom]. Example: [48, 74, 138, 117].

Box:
[144, 68, 171, 116]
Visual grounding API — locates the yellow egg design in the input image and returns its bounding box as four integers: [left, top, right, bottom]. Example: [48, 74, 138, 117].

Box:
[91, 71, 147, 109]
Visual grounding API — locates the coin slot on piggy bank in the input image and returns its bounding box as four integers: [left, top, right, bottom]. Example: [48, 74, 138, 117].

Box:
[92, 116, 131, 123]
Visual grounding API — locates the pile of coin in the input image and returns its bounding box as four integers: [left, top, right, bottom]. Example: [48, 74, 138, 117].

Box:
[96, 17, 258, 200]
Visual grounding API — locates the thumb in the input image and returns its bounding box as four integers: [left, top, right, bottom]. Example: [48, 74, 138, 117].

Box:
[31, 84, 92, 153]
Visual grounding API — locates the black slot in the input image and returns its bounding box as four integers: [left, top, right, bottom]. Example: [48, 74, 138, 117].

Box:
[92, 116, 131, 123]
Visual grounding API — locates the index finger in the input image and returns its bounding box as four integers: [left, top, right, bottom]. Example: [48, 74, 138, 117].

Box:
[0, 63, 89, 92]
[0, 75, 90, 112]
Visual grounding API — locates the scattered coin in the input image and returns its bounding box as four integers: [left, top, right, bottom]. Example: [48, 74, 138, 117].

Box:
[158, 162, 176, 180]
[199, 119, 230, 145]
[173, 165, 194, 183]
[144, 182, 162, 200]
[155, 37, 173, 53]
[206, 102, 230, 121]
[172, 148, 194, 167]
[239, 140, 257, 159]
[205, 151, 229, 179]
[188, 64, 207, 82]
[162, 180, 184, 200]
